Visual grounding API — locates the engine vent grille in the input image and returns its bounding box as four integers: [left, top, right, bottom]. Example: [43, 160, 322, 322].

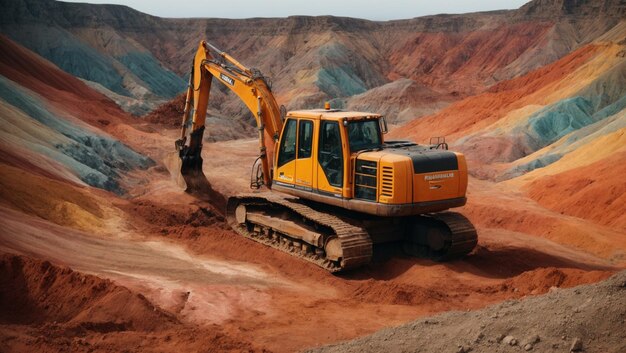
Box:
[381, 166, 393, 197]
[355, 159, 377, 201]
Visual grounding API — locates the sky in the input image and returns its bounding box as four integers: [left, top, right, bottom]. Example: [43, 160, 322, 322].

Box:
[62, 0, 530, 21]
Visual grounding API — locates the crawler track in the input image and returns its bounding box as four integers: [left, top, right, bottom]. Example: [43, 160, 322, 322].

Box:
[226, 194, 372, 272]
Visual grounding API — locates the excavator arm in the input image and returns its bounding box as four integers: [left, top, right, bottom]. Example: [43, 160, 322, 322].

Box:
[175, 40, 283, 189]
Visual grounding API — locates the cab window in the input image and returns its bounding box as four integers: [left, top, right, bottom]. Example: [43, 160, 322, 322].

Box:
[278, 119, 297, 167]
[347, 119, 382, 152]
[298, 120, 313, 159]
[318, 121, 343, 187]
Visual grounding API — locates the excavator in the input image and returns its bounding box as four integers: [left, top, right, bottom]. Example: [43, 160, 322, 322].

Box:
[173, 40, 477, 272]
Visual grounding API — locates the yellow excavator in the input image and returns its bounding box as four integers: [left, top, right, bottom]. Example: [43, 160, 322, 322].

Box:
[173, 40, 477, 272]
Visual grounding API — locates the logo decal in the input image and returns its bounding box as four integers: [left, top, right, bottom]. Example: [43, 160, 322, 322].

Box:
[296, 179, 311, 185]
[278, 174, 293, 181]
[220, 73, 235, 86]
[424, 172, 454, 181]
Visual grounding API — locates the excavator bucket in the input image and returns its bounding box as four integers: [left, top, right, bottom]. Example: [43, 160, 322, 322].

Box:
[166, 135, 217, 198]
[164, 149, 206, 192]
[164, 147, 227, 211]
[165, 125, 206, 192]
[179, 152, 205, 191]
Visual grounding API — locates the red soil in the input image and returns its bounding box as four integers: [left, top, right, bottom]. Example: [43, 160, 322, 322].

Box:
[391, 43, 603, 144]
[122, 199, 222, 228]
[145, 93, 186, 128]
[0, 254, 174, 329]
[524, 151, 626, 232]
[348, 265, 612, 308]
[389, 22, 554, 95]
[109, 190, 617, 352]
[0, 254, 262, 353]
[496, 267, 613, 295]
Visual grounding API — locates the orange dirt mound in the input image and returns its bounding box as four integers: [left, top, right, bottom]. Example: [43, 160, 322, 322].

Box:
[351, 280, 449, 306]
[496, 267, 613, 295]
[524, 151, 626, 231]
[0, 254, 263, 353]
[0, 253, 175, 331]
[122, 198, 223, 230]
[350, 259, 614, 307]
[145, 93, 185, 128]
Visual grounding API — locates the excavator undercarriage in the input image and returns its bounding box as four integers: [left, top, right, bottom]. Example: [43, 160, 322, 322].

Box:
[226, 194, 477, 272]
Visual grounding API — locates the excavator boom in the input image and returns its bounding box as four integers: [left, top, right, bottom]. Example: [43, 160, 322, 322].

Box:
[175, 40, 283, 189]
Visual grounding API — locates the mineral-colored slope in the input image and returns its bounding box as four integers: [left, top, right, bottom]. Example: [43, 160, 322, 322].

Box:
[523, 151, 626, 231]
[0, 35, 154, 194]
[392, 25, 626, 233]
[2, 0, 623, 119]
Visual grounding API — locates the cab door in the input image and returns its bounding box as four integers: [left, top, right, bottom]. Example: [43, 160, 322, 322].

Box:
[317, 120, 344, 197]
[294, 119, 314, 191]
[274, 118, 297, 187]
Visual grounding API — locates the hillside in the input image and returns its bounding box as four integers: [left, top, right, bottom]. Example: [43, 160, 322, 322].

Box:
[2, 0, 623, 121]
[0, 35, 154, 195]
[391, 19, 626, 233]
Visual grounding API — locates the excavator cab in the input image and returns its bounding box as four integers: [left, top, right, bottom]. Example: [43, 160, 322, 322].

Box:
[272, 109, 469, 217]
[274, 111, 362, 195]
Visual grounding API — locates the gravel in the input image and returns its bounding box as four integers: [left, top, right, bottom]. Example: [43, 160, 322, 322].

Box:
[309, 270, 626, 353]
